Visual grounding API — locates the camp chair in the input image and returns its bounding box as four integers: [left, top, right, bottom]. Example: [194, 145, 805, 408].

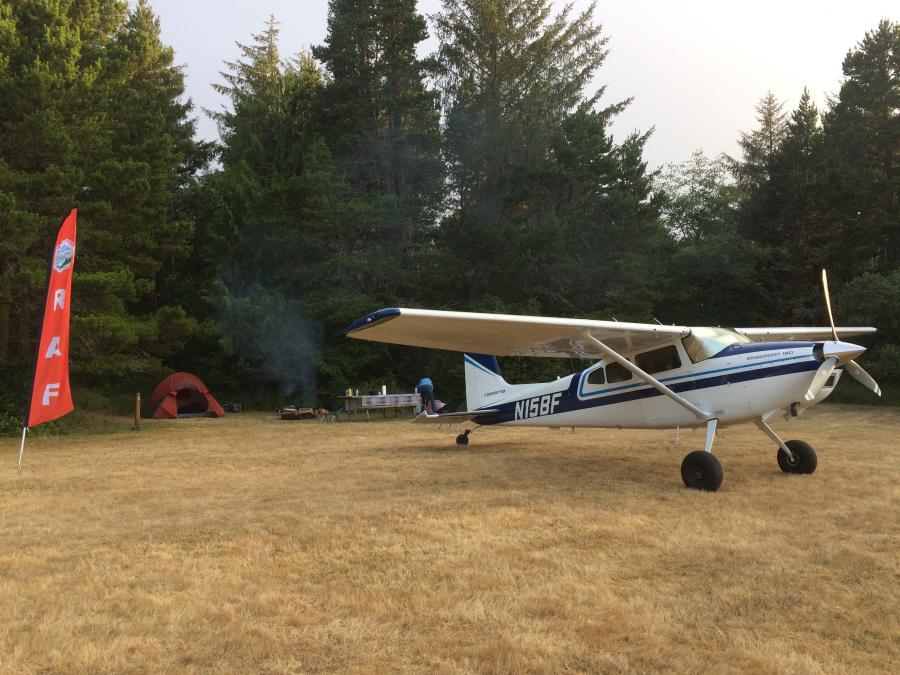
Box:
[319, 405, 344, 423]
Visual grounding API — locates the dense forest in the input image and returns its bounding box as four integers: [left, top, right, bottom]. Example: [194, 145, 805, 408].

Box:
[0, 1, 897, 430]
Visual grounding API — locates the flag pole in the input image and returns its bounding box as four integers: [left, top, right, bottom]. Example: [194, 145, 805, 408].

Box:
[17, 427, 28, 473]
[19, 208, 77, 471]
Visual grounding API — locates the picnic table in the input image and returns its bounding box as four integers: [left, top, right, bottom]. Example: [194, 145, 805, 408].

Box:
[336, 393, 421, 421]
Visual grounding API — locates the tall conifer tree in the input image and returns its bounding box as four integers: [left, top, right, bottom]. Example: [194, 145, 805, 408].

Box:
[730, 91, 789, 194]
[822, 19, 899, 274]
[0, 0, 207, 378]
[313, 0, 442, 304]
[208, 20, 375, 399]
[434, 0, 663, 320]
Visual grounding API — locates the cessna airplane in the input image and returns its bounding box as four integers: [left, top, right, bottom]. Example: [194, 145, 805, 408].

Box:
[340, 272, 880, 491]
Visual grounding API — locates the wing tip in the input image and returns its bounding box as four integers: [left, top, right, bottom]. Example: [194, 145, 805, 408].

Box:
[337, 307, 401, 337]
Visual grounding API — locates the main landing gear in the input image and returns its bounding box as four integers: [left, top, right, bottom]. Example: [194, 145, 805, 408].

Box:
[455, 429, 471, 446]
[681, 418, 820, 491]
[756, 419, 818, 475]
[681, 418, 723, 491]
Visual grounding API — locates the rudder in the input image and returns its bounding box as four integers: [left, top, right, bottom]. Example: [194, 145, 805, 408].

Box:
[464, 353, 508, 410]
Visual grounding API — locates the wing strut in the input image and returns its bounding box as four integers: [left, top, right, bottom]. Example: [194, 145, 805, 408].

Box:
[579, 331, 711, 421]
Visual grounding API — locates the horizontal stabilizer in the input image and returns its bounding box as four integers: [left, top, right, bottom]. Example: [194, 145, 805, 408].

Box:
[413, 409, 500, 425]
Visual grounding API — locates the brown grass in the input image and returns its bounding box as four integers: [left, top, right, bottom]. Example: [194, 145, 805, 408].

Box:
[1, 405, 898, 673]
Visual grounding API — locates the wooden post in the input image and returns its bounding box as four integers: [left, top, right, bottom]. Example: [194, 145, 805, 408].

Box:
[132, 392, 141, 431]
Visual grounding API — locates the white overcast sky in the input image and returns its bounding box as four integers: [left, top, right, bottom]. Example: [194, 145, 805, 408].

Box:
[146, 0, 897, 169]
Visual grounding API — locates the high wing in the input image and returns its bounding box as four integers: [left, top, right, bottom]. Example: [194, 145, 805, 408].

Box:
[340, 307, 689, 357]
[735, 327, 877, 342]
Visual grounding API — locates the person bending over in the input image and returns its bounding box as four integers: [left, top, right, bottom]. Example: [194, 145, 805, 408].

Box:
[416, 377, 436, 413]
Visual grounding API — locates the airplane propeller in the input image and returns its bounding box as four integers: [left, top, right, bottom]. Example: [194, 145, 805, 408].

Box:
[817, 269, 881, 398]
[843, 359, 881, 396]
[805, 356, 838, 402]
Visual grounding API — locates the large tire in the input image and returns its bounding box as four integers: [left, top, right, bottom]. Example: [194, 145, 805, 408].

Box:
[777, 440, 817, 474]
[681, 450, 724, 491]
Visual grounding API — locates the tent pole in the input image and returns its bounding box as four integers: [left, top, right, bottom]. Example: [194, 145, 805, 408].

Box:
[17, 427, 27, 473]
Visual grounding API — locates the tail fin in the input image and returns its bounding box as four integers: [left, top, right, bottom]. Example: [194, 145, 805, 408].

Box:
[464, 353, 509, 410]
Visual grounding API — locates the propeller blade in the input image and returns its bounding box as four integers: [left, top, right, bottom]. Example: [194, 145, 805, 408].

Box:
[844, 360, 882, 397]
[821, 269, 839, 341]
[805, 356, 838, 402]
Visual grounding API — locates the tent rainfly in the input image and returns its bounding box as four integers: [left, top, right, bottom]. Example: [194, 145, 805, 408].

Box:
[144, 372, 225, 419]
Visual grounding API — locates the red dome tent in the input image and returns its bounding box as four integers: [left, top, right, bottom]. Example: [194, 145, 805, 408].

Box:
[144, 372, 225, 419]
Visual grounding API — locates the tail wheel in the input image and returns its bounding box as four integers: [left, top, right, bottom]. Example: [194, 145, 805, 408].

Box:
[777, 440, 817, 474]
[681, 450, 723, 491]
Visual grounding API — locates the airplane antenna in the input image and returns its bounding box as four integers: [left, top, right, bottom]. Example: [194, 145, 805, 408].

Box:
[652, 317, 663, 325]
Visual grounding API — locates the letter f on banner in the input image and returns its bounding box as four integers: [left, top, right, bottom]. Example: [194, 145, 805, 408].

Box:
[24, 209, 77, 431]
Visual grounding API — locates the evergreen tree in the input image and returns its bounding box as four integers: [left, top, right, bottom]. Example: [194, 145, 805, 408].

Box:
[0, 0, 126, 366]
[73, 0, 208, 376]
[730, 89, 823, 323]
[435, 0, 608, 303]
[206, 20, 379, 401]
[554, 109, 665, 319]
[730, 91, 788, 194]
[729, 90, 828, 323]
[762, 89, 829, 322]
[434, 0, 663, 320]
[0, 0, 207, 380]
[313, 0, 442, 302]
[822, 19, 899, 276]
[821, 21, 900, 392]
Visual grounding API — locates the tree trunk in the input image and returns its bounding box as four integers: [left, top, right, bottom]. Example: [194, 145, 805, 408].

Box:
[18, 302, 30, 360]
[0, 298, 9, 360]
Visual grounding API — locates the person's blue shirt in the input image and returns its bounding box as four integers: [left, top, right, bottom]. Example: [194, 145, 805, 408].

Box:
[416, 377, 436, 411]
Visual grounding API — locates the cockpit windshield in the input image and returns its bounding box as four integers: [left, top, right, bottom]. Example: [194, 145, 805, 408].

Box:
[682, 326, 752, 363]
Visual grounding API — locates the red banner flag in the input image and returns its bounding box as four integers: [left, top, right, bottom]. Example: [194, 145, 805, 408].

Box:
[25, 209, 77, 428]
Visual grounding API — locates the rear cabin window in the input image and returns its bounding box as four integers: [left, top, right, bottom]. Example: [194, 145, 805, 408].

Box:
[605, 361, 633, 383]
[635, 345, 682, 374]
[586, 367, 606, 385]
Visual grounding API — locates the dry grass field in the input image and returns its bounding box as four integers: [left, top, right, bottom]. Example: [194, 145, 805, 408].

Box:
[1, 405, 898, 673]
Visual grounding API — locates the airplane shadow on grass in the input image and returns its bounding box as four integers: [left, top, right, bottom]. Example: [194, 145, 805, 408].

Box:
[370, 438, 696, 494]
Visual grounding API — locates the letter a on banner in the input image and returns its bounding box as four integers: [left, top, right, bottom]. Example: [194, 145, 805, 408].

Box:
[19, 209, 78, 471]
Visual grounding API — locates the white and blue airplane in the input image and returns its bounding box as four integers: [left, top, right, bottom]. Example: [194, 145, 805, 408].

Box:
[340, 271, 880, 491]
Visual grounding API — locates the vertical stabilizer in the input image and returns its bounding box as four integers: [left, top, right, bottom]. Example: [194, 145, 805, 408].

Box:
[464, 353, 509, 410]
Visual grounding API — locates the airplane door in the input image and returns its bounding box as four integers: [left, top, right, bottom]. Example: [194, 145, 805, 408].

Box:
[636, 342, 750, 426]
[638, 344, 688, 425]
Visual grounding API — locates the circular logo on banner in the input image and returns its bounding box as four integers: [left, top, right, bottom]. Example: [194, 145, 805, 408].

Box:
[54, 239, 75, 272]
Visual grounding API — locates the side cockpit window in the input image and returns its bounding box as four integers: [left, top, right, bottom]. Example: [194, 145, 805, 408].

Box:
[587, 367, 606, 385]
[635, 345, 682, 374]
[606, 361, 633, 383]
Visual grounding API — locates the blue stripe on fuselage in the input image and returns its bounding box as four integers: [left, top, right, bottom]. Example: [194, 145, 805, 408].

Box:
[577, 352, 811, 399]
[472, 355, 818, 425]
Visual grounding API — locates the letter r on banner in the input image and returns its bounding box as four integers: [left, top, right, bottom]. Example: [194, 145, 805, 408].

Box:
[53, 289, 66, 311]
